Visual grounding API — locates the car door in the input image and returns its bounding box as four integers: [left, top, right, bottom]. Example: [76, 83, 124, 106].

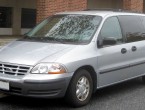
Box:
[97, 16, 137, 87]
[117, 15, 145, 79]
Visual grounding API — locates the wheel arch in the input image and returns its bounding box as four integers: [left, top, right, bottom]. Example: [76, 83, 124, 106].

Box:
[74, 65, 97, 93]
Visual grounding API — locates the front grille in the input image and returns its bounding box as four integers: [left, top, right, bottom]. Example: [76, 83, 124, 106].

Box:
[0, 63, 30, 76]
[10, 87, 22, 94]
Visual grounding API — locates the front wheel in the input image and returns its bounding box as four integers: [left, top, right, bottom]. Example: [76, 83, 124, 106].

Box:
[65, 69, 93, 107]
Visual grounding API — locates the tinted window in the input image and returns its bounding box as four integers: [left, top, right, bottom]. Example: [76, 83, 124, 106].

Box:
[118, 16, 145, 42]
[101, 17, 123, 43]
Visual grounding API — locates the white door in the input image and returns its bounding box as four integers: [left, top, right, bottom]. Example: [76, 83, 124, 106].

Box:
[97, 16, 135, 87]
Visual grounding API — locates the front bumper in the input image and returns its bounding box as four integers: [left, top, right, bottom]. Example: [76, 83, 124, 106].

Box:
[0, 73, 74, 98]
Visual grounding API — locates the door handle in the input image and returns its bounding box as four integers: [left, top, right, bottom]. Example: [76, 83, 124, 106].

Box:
[132, 46, 137, 52]
[121, 48, 127, 54]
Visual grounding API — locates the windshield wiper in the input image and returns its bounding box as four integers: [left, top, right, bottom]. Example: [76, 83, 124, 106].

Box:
[21, 35, 66, 44]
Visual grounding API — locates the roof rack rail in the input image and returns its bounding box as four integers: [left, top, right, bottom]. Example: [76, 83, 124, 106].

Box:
[84, 8, 142, 13]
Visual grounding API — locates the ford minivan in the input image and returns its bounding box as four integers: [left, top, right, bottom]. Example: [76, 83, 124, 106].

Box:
[0, 10, 145, 107]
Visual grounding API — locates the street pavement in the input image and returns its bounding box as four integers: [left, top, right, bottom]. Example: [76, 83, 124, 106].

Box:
[0, 78, 145, 110]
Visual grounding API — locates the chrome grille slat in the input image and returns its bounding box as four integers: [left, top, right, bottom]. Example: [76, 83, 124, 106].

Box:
[3, 67, 18, 70]
[18, 69, 29, 71]
[0, 70, 16, 73]
[17, 72, 27, 74]
[0, 63, 30, 76]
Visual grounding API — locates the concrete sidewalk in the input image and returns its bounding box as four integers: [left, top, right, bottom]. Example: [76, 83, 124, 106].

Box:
[0, 35, 22, 46]
[0, 35, 22, 39]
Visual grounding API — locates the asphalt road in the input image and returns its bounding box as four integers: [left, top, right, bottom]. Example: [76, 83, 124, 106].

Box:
[0, 78, 145, 110]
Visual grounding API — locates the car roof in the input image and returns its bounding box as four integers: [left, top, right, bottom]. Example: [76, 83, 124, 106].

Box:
[56, 10, 145, 17]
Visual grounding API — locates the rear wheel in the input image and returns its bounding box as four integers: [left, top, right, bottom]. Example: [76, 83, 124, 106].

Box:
[65, 69, 93, 107]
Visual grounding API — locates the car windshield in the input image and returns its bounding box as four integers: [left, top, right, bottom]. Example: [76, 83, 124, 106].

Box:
[24, 14, 102, 44]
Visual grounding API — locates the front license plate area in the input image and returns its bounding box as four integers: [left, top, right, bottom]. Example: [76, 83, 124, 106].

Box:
[0, 81, 9, 91]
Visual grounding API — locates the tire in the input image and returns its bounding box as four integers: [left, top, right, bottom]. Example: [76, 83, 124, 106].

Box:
[65, 69, 93, 107]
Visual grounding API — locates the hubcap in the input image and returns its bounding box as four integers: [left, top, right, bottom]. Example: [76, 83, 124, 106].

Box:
[76, 76, 90, 101]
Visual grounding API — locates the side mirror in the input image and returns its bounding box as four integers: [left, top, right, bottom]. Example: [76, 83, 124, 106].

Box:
[103, 37, 117, 46]
[97, 37, 117, 48]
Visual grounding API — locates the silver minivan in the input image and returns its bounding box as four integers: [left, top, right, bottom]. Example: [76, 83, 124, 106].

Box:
[0, 10, 145, 107]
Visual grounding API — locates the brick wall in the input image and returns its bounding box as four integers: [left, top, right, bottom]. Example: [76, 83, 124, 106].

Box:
[68, 0, 87, 11]
[123, 0, 143, 12]
[37, 0, 144, 23]
[37, 0, 87, 23]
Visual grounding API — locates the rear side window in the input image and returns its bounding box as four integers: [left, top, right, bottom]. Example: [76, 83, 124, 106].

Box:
[118, 16, 145, 43]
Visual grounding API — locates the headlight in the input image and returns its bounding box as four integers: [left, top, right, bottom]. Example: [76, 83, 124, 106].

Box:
[31, 63, 67, 74]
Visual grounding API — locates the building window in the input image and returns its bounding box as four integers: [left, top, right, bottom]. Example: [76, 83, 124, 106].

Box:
[21, 8, 36, 28]
[0, 7, 12, 28]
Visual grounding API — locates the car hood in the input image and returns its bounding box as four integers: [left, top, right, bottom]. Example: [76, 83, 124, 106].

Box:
[0, 41, 77, 65]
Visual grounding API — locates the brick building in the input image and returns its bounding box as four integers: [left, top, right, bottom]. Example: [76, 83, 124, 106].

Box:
[37, 0, 145, 23]
[0, 0, 145, 35]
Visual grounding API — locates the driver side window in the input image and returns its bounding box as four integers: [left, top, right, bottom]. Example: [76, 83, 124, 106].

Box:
[101, 17, 123, 44]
